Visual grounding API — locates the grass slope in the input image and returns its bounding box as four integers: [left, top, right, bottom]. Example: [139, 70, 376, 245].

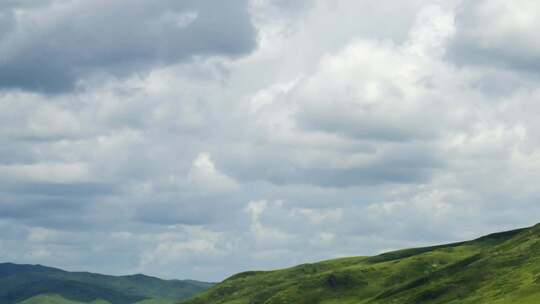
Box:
[0, 263, 213, 304]
[19, 294, 110, 304]
[19, 294, 178, 304]
[183, 225, 540, 304]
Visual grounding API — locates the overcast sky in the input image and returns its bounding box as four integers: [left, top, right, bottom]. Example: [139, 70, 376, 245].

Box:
[1, 0, 540, 282]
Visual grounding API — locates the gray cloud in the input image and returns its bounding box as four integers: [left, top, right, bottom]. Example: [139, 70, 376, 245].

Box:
[219, 143, 442, 187]
[2, 182, 117, 197]
[297, 107, 432, 142]
[0, 0, 256, 93]
[447, 0, 540, 72]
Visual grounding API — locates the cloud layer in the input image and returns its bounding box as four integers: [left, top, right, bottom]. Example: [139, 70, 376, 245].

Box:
[0, 0, 255, 93]
[1, 0, 540, 281]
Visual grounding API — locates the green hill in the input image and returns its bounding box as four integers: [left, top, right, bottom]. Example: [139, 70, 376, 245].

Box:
[18, 294, 177, 304]
[18, 294, 110, 304]
[18, 294, 178, 304]
[183, 224, 540, 304]
[0, 263, 213, 304]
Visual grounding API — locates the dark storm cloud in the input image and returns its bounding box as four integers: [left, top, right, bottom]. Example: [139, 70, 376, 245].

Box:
[0, 0, 256, 93]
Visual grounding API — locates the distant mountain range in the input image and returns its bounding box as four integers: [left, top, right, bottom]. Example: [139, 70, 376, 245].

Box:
[0, 263, 213, 304]
[185, 224, 540, 304]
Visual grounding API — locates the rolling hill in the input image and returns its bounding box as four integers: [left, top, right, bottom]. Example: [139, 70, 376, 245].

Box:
[183, 224, 540, 304]
[0, 263, 213, 304]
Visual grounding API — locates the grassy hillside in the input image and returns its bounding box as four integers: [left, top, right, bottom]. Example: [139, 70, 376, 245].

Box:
[19, 294, 179, 304]
[0, 263, 213, 304]
[19, 294, 110, 304]
[183, 224, 540, 304]
[18, 294, 177, 304]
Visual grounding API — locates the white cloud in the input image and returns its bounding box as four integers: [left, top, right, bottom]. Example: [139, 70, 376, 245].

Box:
[0, 162, 90, 183]
[245, 200, 293, 243]
[293, 208, 343, 225]
[27, 227, 58, 243]
[188, 152, 239, 193]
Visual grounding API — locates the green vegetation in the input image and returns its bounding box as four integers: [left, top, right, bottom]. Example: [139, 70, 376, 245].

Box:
[183, 225, 540, 304]
[19, 294, 90, 304]
[0, 263, 212, 304]
[18, 294, 178, 304]
[19, 294, 110, 304]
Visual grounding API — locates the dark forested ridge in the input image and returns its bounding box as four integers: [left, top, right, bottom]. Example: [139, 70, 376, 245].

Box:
[0, 263, 213, 304]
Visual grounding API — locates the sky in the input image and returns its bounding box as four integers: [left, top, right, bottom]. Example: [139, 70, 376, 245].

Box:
[1, 0, 540, 282]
